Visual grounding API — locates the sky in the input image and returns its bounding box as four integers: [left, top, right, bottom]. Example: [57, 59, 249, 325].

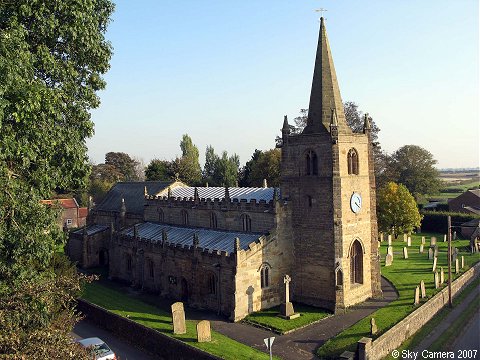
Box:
[87, 0, 479, 170]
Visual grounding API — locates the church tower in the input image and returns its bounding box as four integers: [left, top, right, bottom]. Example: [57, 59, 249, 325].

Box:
[279, 17, 382, 311]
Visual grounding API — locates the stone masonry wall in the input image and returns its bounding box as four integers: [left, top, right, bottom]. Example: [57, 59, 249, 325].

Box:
[358, 262, 480, 360]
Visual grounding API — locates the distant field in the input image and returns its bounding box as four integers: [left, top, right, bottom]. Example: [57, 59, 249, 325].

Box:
[438, 170, 479, 186]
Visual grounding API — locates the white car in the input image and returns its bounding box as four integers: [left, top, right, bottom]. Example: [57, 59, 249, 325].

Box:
[77, 337, 116, 360]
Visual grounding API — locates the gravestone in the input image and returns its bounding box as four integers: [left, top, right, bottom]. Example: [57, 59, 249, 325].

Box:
[407, 237, 412, 247]
[428, 247, 434, 260]
[387, 246, 393, 257]
[461, 256, 465, 269]
[453, 231, 457, 240]
[171, 302, 186, 334]
[432, 257, 437, 272]
[403, 247, 408, 259]
[403, 233, 408, 242]
[388, 235, 392, 246]
[440, 267, 444, 284]
[430, 237, 437, 246]
[380, 233, 384, 242]
[414, 286, 420, 305]
[419, 244, 424, 254]
[434, 245, 439, 258]
[370, 318, 377, 335]
[196, 320, 211, 342]
[420, 280, 426, 298]
[455, 259, 459, 274]
[280, 274, 298, 319]
[385, 253, 393, 267]
[377, 240, 381, 249]
[452, 248, 459, 263]
[421, 236, 426, 245]
[434, 271, 440, 289]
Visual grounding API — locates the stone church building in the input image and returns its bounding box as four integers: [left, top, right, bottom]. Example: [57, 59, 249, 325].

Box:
[68, 18, 382, 321]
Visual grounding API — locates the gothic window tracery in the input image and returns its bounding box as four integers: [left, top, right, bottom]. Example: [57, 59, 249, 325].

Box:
[260, 264, 270, 289]
[305, 150, 319, 175]
[241, 214, 251, 232]
[348, 148, 359, 175]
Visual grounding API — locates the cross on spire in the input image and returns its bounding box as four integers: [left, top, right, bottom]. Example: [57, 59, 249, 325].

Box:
[315, 7, 327, 19]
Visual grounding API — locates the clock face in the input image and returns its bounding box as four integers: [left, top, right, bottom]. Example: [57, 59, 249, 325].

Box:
[350, 192, 362, 213]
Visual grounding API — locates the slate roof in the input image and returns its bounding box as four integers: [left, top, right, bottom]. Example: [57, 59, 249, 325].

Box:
[165, 187, 278, 203]
[122, 222, 262, 253]
[72, 224, 109, 236]
[95, 181, 173, 215]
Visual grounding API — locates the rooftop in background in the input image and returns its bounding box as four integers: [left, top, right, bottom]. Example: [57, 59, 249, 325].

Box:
[72, 224, 109, 236]
[157, 186, 278, 203]
[41, 198, 79, 209]
[122, 222, 263, 253]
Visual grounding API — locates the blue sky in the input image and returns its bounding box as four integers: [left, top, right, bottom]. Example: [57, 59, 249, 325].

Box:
[88, 0, 479, 169]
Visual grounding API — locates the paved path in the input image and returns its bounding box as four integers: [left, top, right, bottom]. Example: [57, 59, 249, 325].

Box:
[453, 308, 480, 352]
[73, 319, 155, 360]
[209, 277, 398, 360]
[414, 284, 480, 353]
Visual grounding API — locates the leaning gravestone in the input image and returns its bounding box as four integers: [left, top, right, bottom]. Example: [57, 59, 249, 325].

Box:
[421, 236, 426, 245]
[196, 320, 211, 342]
[443, 234, 447, 242]
[414, 286, 420, 305]
[419, 244, 424, 254]
[420, 280, 426, 298]
[385, 253, 393, 267]
[403, 247, 408, 259]
[432, 257, 437, 272]
[434, 271, 440, 289]
[430, 237, 437, 246]
[440, 267, 444, 284]
[407, 236, 412, 247]
[370, 318, 377, 335]
[428, 247, 434, 260]
[434, 245, 439, 258]
[171, 302, 186, 334]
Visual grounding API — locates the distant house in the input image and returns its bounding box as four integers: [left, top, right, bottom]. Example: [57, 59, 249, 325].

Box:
[460, 218, 480, 239]
[41, 198, 88, 229]
[448, 189, 480, 215]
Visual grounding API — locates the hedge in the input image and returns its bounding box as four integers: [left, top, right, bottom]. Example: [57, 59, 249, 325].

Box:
[421, 211, 480, 233]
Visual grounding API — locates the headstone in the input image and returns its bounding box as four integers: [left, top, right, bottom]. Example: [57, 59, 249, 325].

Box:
[403, 233, 408, 242]
[370, 318, 377, 335]
[452, 248, 459, 263]
[385, 253, 393, 267]
[420, 280, 426, 298]
[388, 235, 392, 246]
[377, 240, 381, 249]
[434, 271, 440, 289]
[455, 259, 459, 274]
[461, 256, 465, 269]
[430, 237, 437, 246]
[380, 233, 384, 242]
[440, 267, 444, 284]
[403, 247, 408, 259]
[432, 257, 437, 272]
[434, 245, 439, 258]
[453, 231, 457, 240]
[421, 236, 426, 244]
[428, 247, 434, 260]
[407, 236, 412, 247]
[414, 286, 420, 305]
[171, 302, 186, 334]
[419, 244, 424, 254]
[443, 234, 447, 242]
[196, 320, 211, 342]
[280, 274, 297, 318]
[387, 246, 393, 257]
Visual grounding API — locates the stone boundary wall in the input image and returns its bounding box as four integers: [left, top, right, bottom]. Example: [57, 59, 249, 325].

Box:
[77, 299, 220, 360]
[357, 262, 480, 360]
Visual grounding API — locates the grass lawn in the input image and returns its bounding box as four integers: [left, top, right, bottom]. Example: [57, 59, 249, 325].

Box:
[82, 281, 276, 360]
[317, 232, 480, 359]
[244, 303, 332, 334]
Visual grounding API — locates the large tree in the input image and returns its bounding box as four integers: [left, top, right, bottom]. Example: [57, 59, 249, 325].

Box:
[202, 146, 240, 187]
[145, 159, 174, 181]
[388, 145, 441, 200]
[377, 182, 423, 238]
[105, 151, 140, 181]
[0, 0, 113, 357]
[241, 149, 281, 187]
[174, 134, 202, 185]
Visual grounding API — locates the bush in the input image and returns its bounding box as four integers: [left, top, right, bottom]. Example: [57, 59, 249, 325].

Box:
[421, 211, 480, 233]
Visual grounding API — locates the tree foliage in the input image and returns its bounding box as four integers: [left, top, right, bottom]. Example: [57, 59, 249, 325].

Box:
[240, 149, 281, 187]
[377, 182, 423, 237]
[174, 134, 202, 185]
[105, 151, 140, 181]
[145, 159, 174, 181]
[202, 146, 240, 187]
[0, 0, 114, 357]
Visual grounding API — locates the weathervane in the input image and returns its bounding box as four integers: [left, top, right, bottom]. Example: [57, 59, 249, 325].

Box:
[315, 7, 327, 20]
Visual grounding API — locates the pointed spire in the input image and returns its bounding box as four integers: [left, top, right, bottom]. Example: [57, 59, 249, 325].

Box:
[303, 17, 350, 135]
[282, 115, 290, 135]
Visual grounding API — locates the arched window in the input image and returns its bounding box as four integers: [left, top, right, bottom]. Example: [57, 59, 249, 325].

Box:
[348, 148, 359, 175]
[126, 254, 132, 272]
[305, 150, 318, 175]
[207, 272, 216, 295]
[350, 240, 363, 284]
[181, 210, 189, 225]
[260, 265, 270, 289]
[336, 268, 343, 286]
[147, 259, 154, 278]
[158, 208, 164, 222]
[241, 214, 251, 232]
[210, 212, 218, 229]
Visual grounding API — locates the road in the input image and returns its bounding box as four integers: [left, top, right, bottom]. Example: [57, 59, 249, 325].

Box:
[73, 320, 155, 360]
[453, 307, 480, 352]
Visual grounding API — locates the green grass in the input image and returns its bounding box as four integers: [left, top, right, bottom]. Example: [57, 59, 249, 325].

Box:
[317, 233, 480, 359]
[430, 180, 480, 202]
[82, 282, 276, 360]
[383, 277, 480, 359]
[244, 303, 332, 334]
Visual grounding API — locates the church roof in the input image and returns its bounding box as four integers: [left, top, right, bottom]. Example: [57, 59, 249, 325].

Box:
[158, 186, 278, 203]
[303, 17, 351, 135]
[95, 181, 174, 215]
[122, 222, 262, 253]
[72, 224, 109, 236]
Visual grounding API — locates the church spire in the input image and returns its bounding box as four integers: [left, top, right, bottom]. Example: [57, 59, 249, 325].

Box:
[303, 17, 350, 134]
